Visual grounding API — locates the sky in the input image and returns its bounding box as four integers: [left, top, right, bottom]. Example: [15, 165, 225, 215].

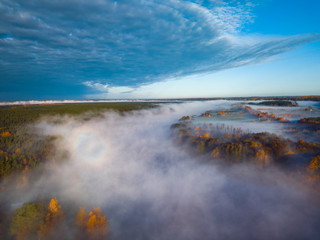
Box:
[0, 0, 319, 100]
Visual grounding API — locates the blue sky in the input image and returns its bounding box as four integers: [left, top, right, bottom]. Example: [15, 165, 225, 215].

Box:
[0, 0, 319, 100]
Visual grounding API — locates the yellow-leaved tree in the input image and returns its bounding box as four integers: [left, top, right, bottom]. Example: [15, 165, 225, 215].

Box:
[306, 155, 320, 185]
[38, 197, 64, 238]
[75, 207, 108, 239]
[86, 208, 108, 240]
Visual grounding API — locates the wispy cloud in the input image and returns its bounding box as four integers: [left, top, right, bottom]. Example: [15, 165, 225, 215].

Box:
[0, 0, 319, 99]
[83, 81, 109, 91]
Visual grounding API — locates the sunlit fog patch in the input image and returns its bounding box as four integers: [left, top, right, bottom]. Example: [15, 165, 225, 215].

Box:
[71, 128, 107, 166]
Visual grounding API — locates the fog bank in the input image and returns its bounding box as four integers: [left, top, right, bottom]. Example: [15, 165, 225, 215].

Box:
[4, 101, 320, 239]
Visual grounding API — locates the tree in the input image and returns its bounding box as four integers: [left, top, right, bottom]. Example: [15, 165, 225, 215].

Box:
[38, 197, 64, 238]
[10, 202, 47, 239]
[86, 208, 108, 240]
[305, 155, 320, 185]
[76, 207, 88, 230]
[307, 155, 320, 176]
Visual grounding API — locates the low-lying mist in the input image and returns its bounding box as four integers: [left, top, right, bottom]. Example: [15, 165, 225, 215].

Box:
[2, 101, 320, 240]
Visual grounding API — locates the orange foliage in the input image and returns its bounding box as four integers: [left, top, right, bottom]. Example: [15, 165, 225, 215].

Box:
[305, 155, 320, 185]
[47, 198, 64, 217]
[86, 208, 108, 240]
[75, 207, 108, 239]
[255, 149, 269, 166]
[285, 151, 295, 155]
[0, 131, 11, 137]
[308, 155, 320, 173]
[204, 133, 210, 138]
[76, 207, 88, 230]
[299, 118, 320, 125]
[225, 132, 232, 139]
[232, 134, 241, 139]
[15, 148, 21, 154]
[211, 148, 220, 158]
[194, 126, 201, 130]
[38, 198, 64, 238]
[17, 226, 27, 240]
[249, 141, 262, 149]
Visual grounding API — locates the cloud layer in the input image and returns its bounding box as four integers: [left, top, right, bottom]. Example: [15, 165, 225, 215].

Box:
[0, 0, 319, 99]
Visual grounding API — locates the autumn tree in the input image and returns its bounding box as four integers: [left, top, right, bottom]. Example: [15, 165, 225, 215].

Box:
[38, 197, 64, 238]
[76, 207, 88, 230]
[308, 155, 320, 173]
[86, 208, 108, 240]
[305, 155, 320, 185]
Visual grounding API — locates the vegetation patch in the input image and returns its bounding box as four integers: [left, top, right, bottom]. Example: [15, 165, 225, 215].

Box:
[248, 100, 298, 107]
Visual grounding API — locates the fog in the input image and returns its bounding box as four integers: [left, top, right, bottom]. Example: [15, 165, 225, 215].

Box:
[2, 101, 320, 239]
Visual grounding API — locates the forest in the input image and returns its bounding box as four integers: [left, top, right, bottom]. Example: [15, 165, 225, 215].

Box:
[0, 102, 156, 180]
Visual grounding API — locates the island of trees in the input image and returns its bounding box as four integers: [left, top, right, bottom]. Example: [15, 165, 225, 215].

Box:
[172, 105, 320, 188]
[248, 100, 298, 107]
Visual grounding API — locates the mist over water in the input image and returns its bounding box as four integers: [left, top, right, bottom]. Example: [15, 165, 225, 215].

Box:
[3, 101, 320, 239]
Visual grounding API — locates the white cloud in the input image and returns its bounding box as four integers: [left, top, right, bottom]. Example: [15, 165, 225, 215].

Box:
[83, 81, 109, 91]
[83, 80, 135, 96]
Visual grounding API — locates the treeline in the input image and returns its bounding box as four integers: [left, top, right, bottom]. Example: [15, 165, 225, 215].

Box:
[299, 117, 320, 125]
[175, 95, 320, 102]
[1, 197, 109, 240]
[0, 103, 156, 180]
[248, 100, 298, 107]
